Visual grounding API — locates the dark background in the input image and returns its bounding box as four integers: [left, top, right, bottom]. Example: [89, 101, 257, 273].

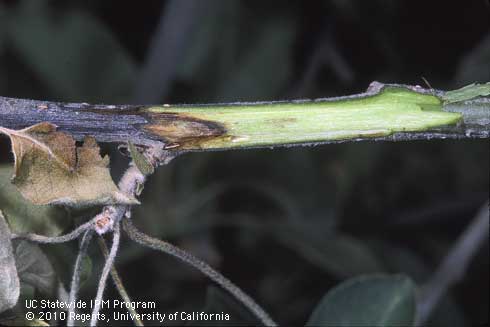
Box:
[0, 0, 489, 326]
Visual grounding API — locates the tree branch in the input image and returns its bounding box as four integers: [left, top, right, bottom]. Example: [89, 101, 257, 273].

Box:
[1, 82, 488, 151]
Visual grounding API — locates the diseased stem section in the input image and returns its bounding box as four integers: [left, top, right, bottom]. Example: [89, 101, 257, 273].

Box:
[1, 82, 488, 151]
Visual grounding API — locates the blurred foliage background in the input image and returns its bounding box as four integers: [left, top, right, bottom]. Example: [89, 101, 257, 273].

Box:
[0, 0, 488, 326]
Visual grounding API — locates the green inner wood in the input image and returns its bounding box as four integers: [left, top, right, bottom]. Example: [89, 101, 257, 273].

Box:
[145, 86, 462, 150]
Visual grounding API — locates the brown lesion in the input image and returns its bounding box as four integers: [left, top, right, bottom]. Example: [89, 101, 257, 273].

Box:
[142, 112, 228, 149]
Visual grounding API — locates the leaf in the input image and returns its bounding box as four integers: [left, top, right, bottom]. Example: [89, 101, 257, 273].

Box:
[307, 274, 415, 327]
[371, 241, 467, 327]
[0, 123, 137, 207]
[442, 82, 490, 103]
[128, 142, 154, 176]
[13, 241, 56, 297]
[0, 210, 20, 313]
[0, 166, 67, 236]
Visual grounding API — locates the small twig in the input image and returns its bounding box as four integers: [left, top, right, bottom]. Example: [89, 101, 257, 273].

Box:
[67, 229, 93, 327]
[122, 218, 277, 327]
[415, 202, 489, 325]
[90, 221, 121, 327]
[97, 236, 144, 327]
[11, 218, 95, 243]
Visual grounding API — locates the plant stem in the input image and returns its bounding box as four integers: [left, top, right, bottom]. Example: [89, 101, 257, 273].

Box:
[10, 218, 95, 243]
[97, 236, 144, 327]
[1, 83, 488, 150]
[122, 218, 277, 327]
[68, 229, 93, 327]
[90, 221, 121, 327]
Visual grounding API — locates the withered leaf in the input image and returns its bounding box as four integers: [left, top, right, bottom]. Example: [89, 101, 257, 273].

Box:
[0, 123, 137, 207]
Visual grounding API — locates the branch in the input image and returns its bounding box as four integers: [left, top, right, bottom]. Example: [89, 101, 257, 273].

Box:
[90, 222, 121, 327]
[122, 218, 277, 327]
[415, 202, 489, 325]
[68, 230, 93, 327]
[11, 218, 95, 243]
[97, 237, 144, 327]
[1, 82, 488, 151]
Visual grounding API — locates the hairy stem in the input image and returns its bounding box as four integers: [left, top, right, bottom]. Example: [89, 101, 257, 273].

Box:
[67, 229, 93, 327]
[11, 218, 95, 243]
[90, 221, 121, 327]
[97, 236, 144, 327]
[122, 218, 277, 327]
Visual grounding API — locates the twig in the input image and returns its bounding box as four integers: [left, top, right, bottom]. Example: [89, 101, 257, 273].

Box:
[122, 218, 277, 327]
[90, 221, 121, 327]
[10, 218, 95, 243]
[67, 229, 93, 327]
[97, 236, 144, 327]
[415, 202, 489, 325]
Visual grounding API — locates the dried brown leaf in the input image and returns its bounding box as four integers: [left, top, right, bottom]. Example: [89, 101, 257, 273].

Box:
[0, 123, 136, 207]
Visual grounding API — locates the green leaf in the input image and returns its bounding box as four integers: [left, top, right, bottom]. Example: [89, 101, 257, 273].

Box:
[371, 241, 467, 327]
[307, 274, 416, 327]
[0, 210, 20, 313]
[443, 82, 490, 103]
[0, 166, 67, 236]
[13, 241, 56, 297]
